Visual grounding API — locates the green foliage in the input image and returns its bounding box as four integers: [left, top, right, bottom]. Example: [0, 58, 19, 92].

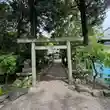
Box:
[0, 54, 17, 74]
[0, 86, 8, 96]
[12, 79, 22, 88]
[12, 76, 32, 88]
[103, 52, 110, 67]
[5, 0, 105, 39]
[0, 87, 4, 96]
[85, 36, 105, 60]
[74, 31, 110, 70]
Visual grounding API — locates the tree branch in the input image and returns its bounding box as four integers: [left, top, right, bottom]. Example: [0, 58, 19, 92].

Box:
[86, 0, 93, 8]
[70, 4, 78, 9]
[75, 0, 80, 9]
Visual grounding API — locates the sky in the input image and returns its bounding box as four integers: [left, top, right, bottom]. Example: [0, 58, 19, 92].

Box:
[102, 8, 110, 37]
[103, 8, 110, 30]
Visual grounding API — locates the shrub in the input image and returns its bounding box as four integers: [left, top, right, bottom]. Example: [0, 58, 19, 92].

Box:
[74, 34, 110, 88]
[0, 54, 17, 74]
[0, 54, 17, 84]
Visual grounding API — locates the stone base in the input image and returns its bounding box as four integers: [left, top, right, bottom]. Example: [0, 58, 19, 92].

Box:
[22, 68, 32, 73]
[28, 87, 38, 93]
[16, 72, 32, 76]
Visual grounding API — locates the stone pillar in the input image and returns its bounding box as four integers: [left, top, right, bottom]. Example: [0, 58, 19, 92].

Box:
[67, 41, 73, 84]
[31, 42, 36, 87]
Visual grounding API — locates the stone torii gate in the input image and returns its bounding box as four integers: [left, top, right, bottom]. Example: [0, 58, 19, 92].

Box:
[17, 37, 83, 87]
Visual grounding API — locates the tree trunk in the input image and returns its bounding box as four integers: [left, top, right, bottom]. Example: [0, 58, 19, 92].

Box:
[91, 58, 98, 89]
[31, 11, 36, 37]
[28, 0, 36, 38]
[79, 0, 88, 45]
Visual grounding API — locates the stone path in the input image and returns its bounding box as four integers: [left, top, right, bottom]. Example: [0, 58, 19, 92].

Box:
[41, 63, 67, 81]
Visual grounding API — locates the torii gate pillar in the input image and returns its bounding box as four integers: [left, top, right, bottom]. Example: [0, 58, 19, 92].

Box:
[67, 41, 73, 84]
[31, 42, 36, 87]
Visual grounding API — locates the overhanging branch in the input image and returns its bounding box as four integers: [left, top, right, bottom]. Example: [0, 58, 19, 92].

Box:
[86, 0, 93, 8]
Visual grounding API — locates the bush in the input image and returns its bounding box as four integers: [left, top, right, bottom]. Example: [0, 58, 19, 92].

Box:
[73, 34, 110, 88]
[12, 76, 32, 88]
[0, 54, 17, 75]
[0, 54, 17, 84]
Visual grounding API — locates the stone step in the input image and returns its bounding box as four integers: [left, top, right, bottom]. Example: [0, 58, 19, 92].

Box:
[16, 72, 32, 76]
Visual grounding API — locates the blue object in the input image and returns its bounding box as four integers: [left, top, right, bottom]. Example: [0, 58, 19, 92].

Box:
[92, 61, 110, 84]
[93, 38, 110, 84]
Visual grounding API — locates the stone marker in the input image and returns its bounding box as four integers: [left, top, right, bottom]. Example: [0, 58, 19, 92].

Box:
[16, 59, 32, 76]
[22, 59, 32, 73]
[28, 87, 38, 93]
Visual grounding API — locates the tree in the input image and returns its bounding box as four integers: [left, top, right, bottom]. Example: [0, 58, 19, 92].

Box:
[52, 0, 106, 46]
[74, 28, 110, 88]
[0, 0, 106, 53]
[75, 0, 106, 45]
[9, 0, 65, 38]
[1, 0, 106, 52]
[7, 0, 106, 44]
[0, 2, 18, 53]
[74, 0, 88, 45]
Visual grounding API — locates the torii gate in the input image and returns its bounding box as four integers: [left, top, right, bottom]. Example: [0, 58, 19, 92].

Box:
[17, 37, 83, 87]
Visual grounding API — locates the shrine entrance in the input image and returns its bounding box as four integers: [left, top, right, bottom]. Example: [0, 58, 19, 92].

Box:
[17, 37, 83, 87]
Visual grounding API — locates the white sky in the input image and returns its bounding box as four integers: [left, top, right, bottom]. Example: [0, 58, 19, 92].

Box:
[103, 8, 110, 30]
[102, 8, 110, 38]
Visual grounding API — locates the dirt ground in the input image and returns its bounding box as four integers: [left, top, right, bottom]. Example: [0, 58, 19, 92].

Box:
[1, 63, 110, 110]
[1, 80, 109, 110]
